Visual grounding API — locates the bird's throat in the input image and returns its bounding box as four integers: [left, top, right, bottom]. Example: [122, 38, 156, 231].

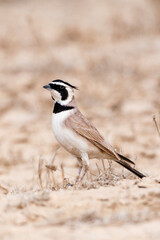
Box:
[53, 102, 74, 114]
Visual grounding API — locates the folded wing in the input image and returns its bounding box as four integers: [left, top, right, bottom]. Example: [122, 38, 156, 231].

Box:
[65, 109, 145, 178]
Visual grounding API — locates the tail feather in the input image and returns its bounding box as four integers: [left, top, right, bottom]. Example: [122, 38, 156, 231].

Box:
[116, 159, 146, 178]
[117, 153, 135, 165]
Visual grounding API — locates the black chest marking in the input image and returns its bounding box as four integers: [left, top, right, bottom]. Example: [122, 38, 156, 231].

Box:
[53, 102, 74, 114]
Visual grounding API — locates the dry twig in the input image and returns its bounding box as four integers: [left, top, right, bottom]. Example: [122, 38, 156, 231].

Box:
[153, 114, 160, 137]
[38, 157, 43, 188]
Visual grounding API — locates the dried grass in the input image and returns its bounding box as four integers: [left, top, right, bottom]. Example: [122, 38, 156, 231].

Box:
[35, 154, 134, 191]
[153, 113, 160, 138]
[0, 185, 8, 195]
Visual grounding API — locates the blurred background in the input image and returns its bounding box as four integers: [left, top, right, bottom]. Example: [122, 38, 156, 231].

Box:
[0, 0, 160, 239]
[1, 0, 160, 173]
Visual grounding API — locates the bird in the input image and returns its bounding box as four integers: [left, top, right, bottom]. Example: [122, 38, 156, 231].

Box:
[43, 79, 146, 180]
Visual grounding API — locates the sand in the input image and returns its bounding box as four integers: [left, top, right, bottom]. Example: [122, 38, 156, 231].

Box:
[0, 0, 160, 239]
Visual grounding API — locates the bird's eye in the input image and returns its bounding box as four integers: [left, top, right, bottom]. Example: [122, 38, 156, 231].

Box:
[60, 86, 64, 89]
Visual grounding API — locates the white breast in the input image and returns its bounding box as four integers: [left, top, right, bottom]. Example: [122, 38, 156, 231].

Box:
[52, 110, 89, 156]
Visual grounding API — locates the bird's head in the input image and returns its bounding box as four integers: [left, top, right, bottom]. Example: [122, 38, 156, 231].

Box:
[43, 79, 78, 105]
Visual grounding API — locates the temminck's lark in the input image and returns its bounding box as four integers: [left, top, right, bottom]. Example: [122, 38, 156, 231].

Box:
[43, 79, 145, 179]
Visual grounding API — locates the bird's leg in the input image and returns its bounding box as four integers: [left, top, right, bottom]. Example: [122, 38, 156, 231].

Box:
[75, 158, 83, 183]
[78, 166, 83, 176]
[80, 153, 89, 181]
[75, 166, 83, 184]
[75, 154, 89, 183]
[80, 164, 89, 181]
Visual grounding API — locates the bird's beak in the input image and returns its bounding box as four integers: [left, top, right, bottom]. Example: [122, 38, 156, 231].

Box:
[43, 84, 51, 91]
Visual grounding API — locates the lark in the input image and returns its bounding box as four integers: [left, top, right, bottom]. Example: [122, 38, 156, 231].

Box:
[43, 79, 145, 179]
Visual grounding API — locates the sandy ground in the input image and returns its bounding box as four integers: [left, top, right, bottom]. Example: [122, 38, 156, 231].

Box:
[0, 0, 160, 239]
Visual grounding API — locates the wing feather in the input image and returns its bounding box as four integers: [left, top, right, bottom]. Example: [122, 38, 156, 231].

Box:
[65, 110, 121, 160]
[65, 110, 146, 178]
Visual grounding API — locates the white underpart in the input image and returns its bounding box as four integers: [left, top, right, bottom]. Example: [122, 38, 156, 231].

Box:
[52, 110, 90, 166]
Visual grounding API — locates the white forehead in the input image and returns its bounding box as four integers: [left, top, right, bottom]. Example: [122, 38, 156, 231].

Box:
[49, 81, 70, 88]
